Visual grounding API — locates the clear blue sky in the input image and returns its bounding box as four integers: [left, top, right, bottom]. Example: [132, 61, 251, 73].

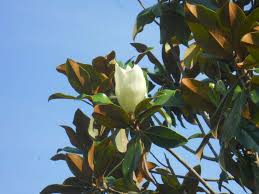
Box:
[0, 0, 244, 193]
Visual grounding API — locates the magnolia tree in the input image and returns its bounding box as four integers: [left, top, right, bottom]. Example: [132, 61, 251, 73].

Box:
[41, 0, 259, 193]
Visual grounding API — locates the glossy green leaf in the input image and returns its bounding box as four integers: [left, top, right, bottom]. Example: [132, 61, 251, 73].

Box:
[122, 137, 143, 178]
[92, 93, 112, 105]
[134, 98, 153, 117]
[144, 126, 187, 148]
[154, 89, 183, 108]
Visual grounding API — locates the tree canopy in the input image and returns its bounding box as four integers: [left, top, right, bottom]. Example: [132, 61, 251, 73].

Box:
[41, 0, 259, 193]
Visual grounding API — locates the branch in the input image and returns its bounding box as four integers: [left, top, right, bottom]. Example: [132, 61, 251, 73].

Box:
[150, 170, 234, 182]
[195, 115, 219, 159]
[150, 151, 168, 168]
[166, 148, 217, 194]
[182, 145, 217, 162]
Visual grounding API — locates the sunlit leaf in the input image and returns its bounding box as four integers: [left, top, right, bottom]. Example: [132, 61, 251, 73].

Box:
[153, 89, 184, 108]
[114, 128, 129, 153]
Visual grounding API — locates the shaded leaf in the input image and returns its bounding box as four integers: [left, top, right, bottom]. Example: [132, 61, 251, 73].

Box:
[222, 90, 247, 143]
[160, 3, 190, 44]
[133, 4, 160, 40]
[73, 109, 92, 150]
[182, 165, 201, 194]
[40, 184, 84, 194]
[94, 139, 117, 177]
[162, 43, 181, 83]
[93, 104, 130, 128]
[48, 93, 76, 101]
[112, 178, 140, 192]
[51, 153, 66, 161]
[144, 126, 187, 148]
[60, 125, 80, 149]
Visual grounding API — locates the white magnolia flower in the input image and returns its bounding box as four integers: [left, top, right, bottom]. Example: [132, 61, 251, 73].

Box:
[114, 63, 147, 113]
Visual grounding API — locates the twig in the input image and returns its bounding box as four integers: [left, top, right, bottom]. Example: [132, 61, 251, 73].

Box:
[182, 145, 217, 162]
[150, 151, 168, 168]
[106, 159, 124, 177]
[150, 170, 234, 182]
[221, 185, 235, 194]
[195, 115, 219, 159]
[166, 148, 217, 194]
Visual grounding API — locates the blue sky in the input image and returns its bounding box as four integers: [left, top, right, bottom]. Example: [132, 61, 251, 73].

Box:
[1, 0, 244, 193]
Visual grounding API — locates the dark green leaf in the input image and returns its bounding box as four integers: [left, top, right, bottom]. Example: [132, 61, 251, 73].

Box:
[40, 184, 84, 194]
[48, 93, 76, 101]
[73, 109, 92, 150]
[50, 153, 66, 161]
[237, 120, 259, 153]
[222, 90, 247, 143]
[112, 178, 140, 192]
[94, 139, 117, 177]
[250, 89, 259, 105]
[122, 137, 143, 178]
[160, 4, 190, 45]
[144, 126, 187, 148]
[133, 6, 156, 40]
[182, 165, 201, 194]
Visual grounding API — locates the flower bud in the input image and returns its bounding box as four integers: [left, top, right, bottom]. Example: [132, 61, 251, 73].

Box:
[114, 63, 147, 113]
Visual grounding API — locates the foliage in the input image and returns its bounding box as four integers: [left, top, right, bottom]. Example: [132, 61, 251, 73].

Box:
[41, 0, 259, 193]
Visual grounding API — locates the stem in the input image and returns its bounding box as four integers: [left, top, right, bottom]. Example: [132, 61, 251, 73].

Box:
[195, 115, 219, 159]
[182, 145, 217, 162]
[150, 151, 168, 168]
[106, 159, 124, 177]
[150, 170, 234, 182]
[166, 148, 217, 194]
